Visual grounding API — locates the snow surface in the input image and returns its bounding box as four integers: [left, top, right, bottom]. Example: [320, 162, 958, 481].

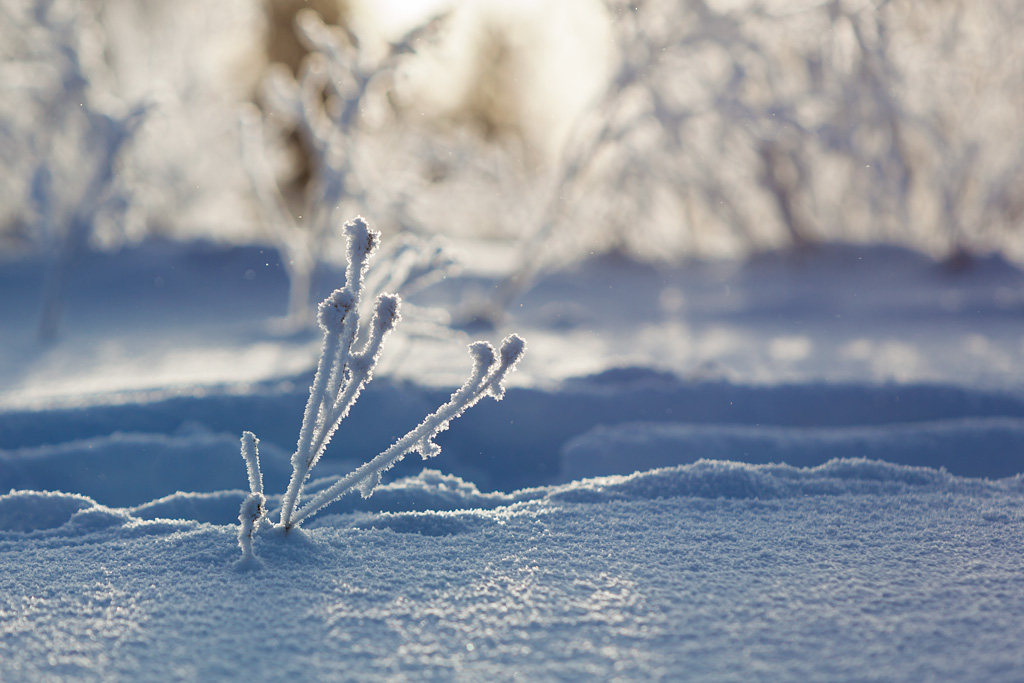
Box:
[3, 241, 1024, 680]
[3, 462, 1024, 681]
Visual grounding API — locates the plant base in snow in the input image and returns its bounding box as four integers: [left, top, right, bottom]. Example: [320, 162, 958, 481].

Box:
[237, 216, 524, 560]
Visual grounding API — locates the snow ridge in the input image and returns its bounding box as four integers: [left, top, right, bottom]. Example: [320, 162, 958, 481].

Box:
[4, 458, 1018, 539]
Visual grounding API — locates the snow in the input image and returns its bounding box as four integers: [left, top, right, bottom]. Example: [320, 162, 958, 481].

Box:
[2, 239, 1024, 680]
[3, 462, 1024, 681]
[4, 0, 1024, 675]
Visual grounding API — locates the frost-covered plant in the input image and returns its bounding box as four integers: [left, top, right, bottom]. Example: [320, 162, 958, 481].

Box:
[237, 431, 265, 563]
[237, 217, 524, 560]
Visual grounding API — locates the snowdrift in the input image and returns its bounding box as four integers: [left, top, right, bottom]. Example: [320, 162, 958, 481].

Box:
[2, 460, 1023, 681]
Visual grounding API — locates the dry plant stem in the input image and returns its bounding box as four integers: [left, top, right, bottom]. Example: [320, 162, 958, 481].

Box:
[237, 431, 266, 561]
[240, 431, 264, 496]
[288, 334, 525, 528]
[306, 296, 398, 475]
[278, 217, 388, 530]
[239, 216, 525, 555]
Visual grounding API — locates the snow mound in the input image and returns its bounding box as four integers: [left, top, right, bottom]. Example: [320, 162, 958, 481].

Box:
[131, 490, 250, 525]
[14, 456, 1019, 531]
[562, 418, 1024, 481]
[0, 490, 97, 532]
[0, 430, 292, 508]
[308, 458, 1015, 536]
[5, 372, 1024, 497]
[132, 470, 518, 525]
[548, 457, 1004, 505]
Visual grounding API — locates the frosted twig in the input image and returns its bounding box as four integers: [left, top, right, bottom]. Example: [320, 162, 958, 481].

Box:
[240, 431, 264, 497]
[238, 216, 525, 557]
[237, 493, 266, 565]
[288, 333, 525, 527]
[237, 431, 266, 563]
[277, 217, 392, 530]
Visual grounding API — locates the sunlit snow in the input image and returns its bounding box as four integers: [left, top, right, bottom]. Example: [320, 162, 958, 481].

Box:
[3, 0, 1024, 680]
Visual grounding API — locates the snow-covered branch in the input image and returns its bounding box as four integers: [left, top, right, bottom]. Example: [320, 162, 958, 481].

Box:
[238, 216, 524, 556]
[276, 216, 396, 529]
[237, 431, 266, 564]
[288, 333, 525, 528]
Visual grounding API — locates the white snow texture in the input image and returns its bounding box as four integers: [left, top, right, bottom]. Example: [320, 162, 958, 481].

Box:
[2, 460, 1023, 681]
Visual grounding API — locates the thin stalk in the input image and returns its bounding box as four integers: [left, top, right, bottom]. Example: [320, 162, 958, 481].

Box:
[289, 335, 524, 528]
[278, 320, 342, 528]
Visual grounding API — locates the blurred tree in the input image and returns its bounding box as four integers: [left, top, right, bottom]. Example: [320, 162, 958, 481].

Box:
[472, 0, 1024, 319]
[244, 7, 457, 329]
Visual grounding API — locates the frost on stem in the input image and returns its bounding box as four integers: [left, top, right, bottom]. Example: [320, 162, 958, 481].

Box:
[288, 332, 525, 529]
[237, 493, 266, 565]
[237, 216, 525, 560]
[237, 432, 266, 565]
[277, 216, 390, 531]
[240, 431, 264, 497]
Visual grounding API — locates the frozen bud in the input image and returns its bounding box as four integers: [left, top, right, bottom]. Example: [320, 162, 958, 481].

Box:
[300, 51, 329, 81]
[237, 491, 267, 561]
[427, 244, 449, 268]
[240, 431, 263, 495]
[468, 341, 497, 376]
[344, 216, 379, 260]
[485, 335, 526, 400]
[263, 63, 300, 108]
[499, 334, 527, 370]
[374, 294, 401, 332]
[317, 289, 355, 330]
[239, 105, 264, 146]
[241, 431, 258, 456]
[240, 492, 266, 522]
